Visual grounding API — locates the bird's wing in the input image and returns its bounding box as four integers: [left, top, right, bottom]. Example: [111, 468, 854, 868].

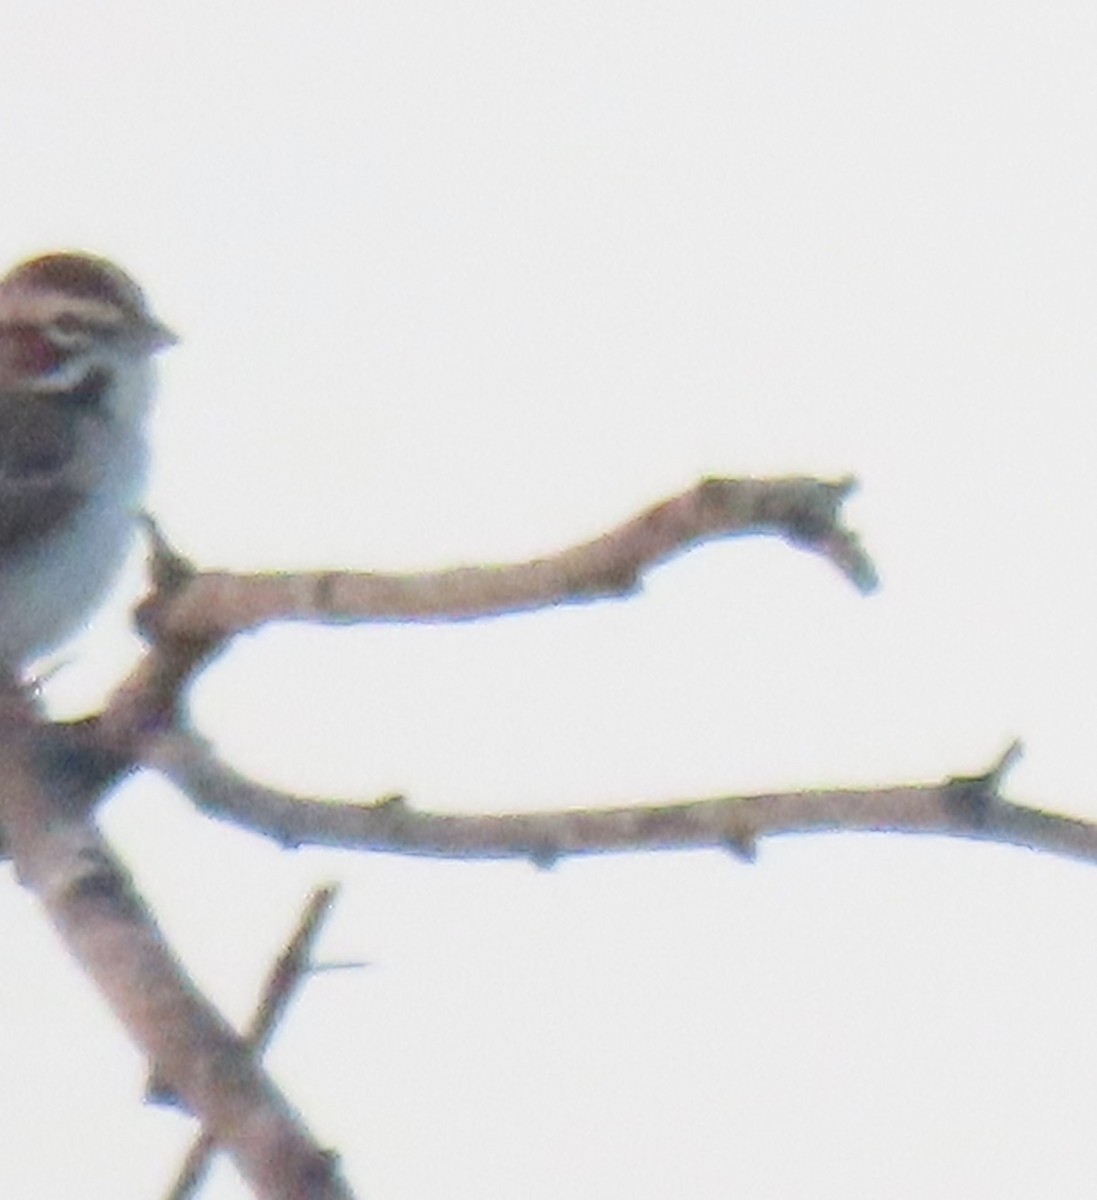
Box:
[0, 392, 85, 550]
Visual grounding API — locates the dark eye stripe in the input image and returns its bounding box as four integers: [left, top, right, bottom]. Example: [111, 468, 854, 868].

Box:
[52, 312, 89, 335]
[58, 366, 111, 409]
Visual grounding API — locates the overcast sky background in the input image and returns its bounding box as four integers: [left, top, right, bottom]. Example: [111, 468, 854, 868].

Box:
[1, 3, 1096, 1197]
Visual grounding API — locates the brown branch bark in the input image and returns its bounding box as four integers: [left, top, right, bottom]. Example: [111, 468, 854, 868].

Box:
[146, 734, 1091, 868]
[163, 886, 343, 1200]
[0, 474, 875, 1197]
[90, 474, 873, 762]
[137, 474, 875, 641]
[0, 693, 355, 1200]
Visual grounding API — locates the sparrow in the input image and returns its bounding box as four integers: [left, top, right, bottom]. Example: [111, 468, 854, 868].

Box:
[0, 252, 175, 673]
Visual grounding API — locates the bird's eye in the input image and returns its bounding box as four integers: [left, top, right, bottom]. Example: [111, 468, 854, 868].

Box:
[49, 313, 92, 346]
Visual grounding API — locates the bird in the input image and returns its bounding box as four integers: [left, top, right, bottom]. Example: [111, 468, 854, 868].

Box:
[0, 251, 175, 675]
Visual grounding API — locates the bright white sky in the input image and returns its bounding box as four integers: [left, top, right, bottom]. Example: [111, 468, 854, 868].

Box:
[2, 3, 1096, 1197]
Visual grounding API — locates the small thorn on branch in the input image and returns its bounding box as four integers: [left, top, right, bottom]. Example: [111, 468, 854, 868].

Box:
[529, 844, 561, 870]
[723, 834, 757, 863]
[944, 741, 1024, 825]
[310, 959, 372, 974]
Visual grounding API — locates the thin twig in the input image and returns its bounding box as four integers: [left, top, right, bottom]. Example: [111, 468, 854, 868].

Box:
[162, 886, 345, 1200]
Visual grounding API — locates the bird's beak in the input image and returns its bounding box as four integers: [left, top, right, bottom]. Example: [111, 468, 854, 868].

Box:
[144, 319, 178, 350]
[135, 317, 179, 354]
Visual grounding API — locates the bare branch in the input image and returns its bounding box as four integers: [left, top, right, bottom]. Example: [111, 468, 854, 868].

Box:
[89, 475, 873, 764]
[0, 693, 355, 1200]
[0, 475, 876, 1194]
[76, 473, 874, 786]
[145, 732, 1095, 866]
[163, 886, 344, 1200]
[140, 476, 876, 646]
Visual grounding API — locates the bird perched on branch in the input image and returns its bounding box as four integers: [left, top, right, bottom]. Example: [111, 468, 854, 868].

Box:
[0, 252, 175, 674]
